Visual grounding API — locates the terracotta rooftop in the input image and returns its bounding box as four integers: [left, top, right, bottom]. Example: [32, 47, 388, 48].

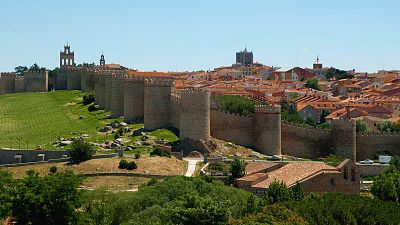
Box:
[251, 162, 338, 189]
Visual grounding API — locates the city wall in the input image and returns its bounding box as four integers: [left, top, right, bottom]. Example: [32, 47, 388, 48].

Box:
[23, 71, 48, 92]
[0, 149, 69, 164]
[0, 73, 17, 94]
[281, 122, 333, 159]
[356, 132, 400, 160]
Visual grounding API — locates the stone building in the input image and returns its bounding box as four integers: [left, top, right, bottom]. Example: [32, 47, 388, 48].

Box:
[236, 48, 253, 66]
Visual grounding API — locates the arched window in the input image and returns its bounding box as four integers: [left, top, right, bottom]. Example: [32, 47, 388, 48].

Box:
[343, 167, 348, 180]
[330, 178, 336, 186]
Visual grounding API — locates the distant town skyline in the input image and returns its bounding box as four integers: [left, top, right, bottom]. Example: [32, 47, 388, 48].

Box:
[0, 0, 399, 72]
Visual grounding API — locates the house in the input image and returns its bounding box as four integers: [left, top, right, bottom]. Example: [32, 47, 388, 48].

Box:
[236, 160, 359, 197]
[297, 104, 320, 123]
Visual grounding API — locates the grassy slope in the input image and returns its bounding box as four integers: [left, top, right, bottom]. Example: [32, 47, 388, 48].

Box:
[0, 91, 177, 150]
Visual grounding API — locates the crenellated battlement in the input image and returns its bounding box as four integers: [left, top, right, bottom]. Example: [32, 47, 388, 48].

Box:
[144, 78, 174, 87]
[0, 72, 17, 78]
[331, 117, 356, 127]
[357, 131, 400, 136]
[254, 104, 281, 114]
[211, 109, 253, 118]
[171, 93, 182, 102]
[124, 75, 145, 82]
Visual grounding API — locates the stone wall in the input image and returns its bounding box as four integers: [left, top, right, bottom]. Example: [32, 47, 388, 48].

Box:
[144, 78, 173, 129]
[23, 71, 48, 92]
[14, 77, 24, 92]
[56, 70, 68, 90]
[210, 110, 254, 147]
[124, 76, 145, 123]
[356, 163, 390, 177]
[356, 132, 400, 161]
[0, 73, 16, 94]
[66, 69, 81, 90]
[104, 74, 113, 111]
[180, 89, 210, 140]
[0, 149, 69, 164]
[282, 122, 333, 159]
[111, 73, 125, 118]
[97, 73, 106, 108]
[253, 105, 281, 155]
[170, 94, 181, 129]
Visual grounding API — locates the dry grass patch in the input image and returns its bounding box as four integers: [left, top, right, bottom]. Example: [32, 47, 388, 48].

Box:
[3, 156, 184, 178]
[82, 176, 151, 190]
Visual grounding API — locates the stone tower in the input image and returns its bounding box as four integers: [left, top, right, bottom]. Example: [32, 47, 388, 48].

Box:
[100, 53, 105, 66]
[180, 89, 211, 141]
[111, 72, 125, 118]
[104, 72, 113, 111]
[124, 75, 145, 123]
[332, 118, 356, 160]
[313, 56, 323, 70]
[60, 44, 75, 69]
[144, 78, 173, 130]
[253, 105, 281, 155]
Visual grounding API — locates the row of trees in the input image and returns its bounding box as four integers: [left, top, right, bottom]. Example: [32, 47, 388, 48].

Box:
[212, 95, 258, 117]
[14, 63, 47, 75]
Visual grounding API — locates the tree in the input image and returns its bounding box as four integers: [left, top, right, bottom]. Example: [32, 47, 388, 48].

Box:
[69, 139, 95, 164]
[319, 109, 331, 124]
[326, 67, 353, 80]
[0, 171, 13, 218]
[288, 92, 300, 100]
[371, 172, 400, 203]
[12, 170, 83, 225]
[14, 66, 28, 75]
[82, 93, 95, 105]
[356, 119, 368, 132]
[305, 117, 316, 127]
[304, 78, 320, 90]
[213, 95, 257, 117]
[230, 158, 245, 179]
[290, 182, 304, 201]
[266, 180, 291, 204]
[377, 121, 400, 132]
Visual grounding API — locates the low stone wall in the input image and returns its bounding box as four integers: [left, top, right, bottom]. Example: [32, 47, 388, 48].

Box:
[356, 163, 390, 177]
[0, 149, 69, 165]
[83, 172, 174, 179]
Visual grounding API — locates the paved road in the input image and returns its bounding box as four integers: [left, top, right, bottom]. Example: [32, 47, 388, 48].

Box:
[183, 158, 203, 177]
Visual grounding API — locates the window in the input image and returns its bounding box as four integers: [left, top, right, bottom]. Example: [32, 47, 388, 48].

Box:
[330, 178, 336, 186]
[343, 167, 348, 180]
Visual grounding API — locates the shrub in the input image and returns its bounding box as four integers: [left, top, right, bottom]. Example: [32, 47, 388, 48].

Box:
[150, 146, 171, 158]
[69, 139, 95, 164]
[49, 166, 58, 173]
[118, 127, 124, 136]
[147, 178, 158, 186]
[119, 159, 129, 169]
[83, 93, 95, 105]
[134, 153, 141, 159]
[114, 132, 120, 140]
[126, 161, 137, 170]
[88, 104, 96, 112]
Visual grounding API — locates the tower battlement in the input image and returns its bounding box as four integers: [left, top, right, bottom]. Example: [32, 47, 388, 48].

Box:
[254, 105, 281, 114]
[144, 78, 174, 87]
[0, 72, 17, 78]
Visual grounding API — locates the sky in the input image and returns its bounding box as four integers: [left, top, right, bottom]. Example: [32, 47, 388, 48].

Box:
[0, 0, 399, 72]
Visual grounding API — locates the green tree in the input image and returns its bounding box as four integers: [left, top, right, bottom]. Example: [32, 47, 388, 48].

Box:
[213, 95, 258, 117]
[14, 66, 28, 75]
[291, 182, 304, 201]
[371, 172, 400, 203]
[377, 121, 400, 132]
[305, 117, 316, 127]
[0, 171, 13, 218]
[69, 139, 95, 164]
[304, 77, 320, 90]
[230, 158, 246, 179]
[266, 180, 291, 204]
[288, 92, 300, 100]
[356, 119, 368, 132]
[319, 109, 331, 124]
[12, 170, 83, 225]
[326, 67, 353, 80]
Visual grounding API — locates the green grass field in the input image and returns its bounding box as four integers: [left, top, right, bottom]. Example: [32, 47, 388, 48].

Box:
[0, 90, 178, 150]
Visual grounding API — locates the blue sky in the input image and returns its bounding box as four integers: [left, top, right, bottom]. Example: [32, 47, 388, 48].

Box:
[0, 0, 399, 72]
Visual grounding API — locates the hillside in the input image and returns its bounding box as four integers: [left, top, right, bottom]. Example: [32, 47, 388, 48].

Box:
[0, 91, 123, 149]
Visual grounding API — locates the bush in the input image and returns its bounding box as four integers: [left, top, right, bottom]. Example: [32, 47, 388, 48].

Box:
[49, 166, 58, 173]
[147, 178, 158, 186]
[150, 146, 171, 158]
[119, 159, 129, 169]
[118, 127, 124, 136]
[83, 93, 95, 105]
[134, 153, 141, 159]
[88, 104, 96, 112]
[126, 161, 137, 170]
[69, 139, 95, 164]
